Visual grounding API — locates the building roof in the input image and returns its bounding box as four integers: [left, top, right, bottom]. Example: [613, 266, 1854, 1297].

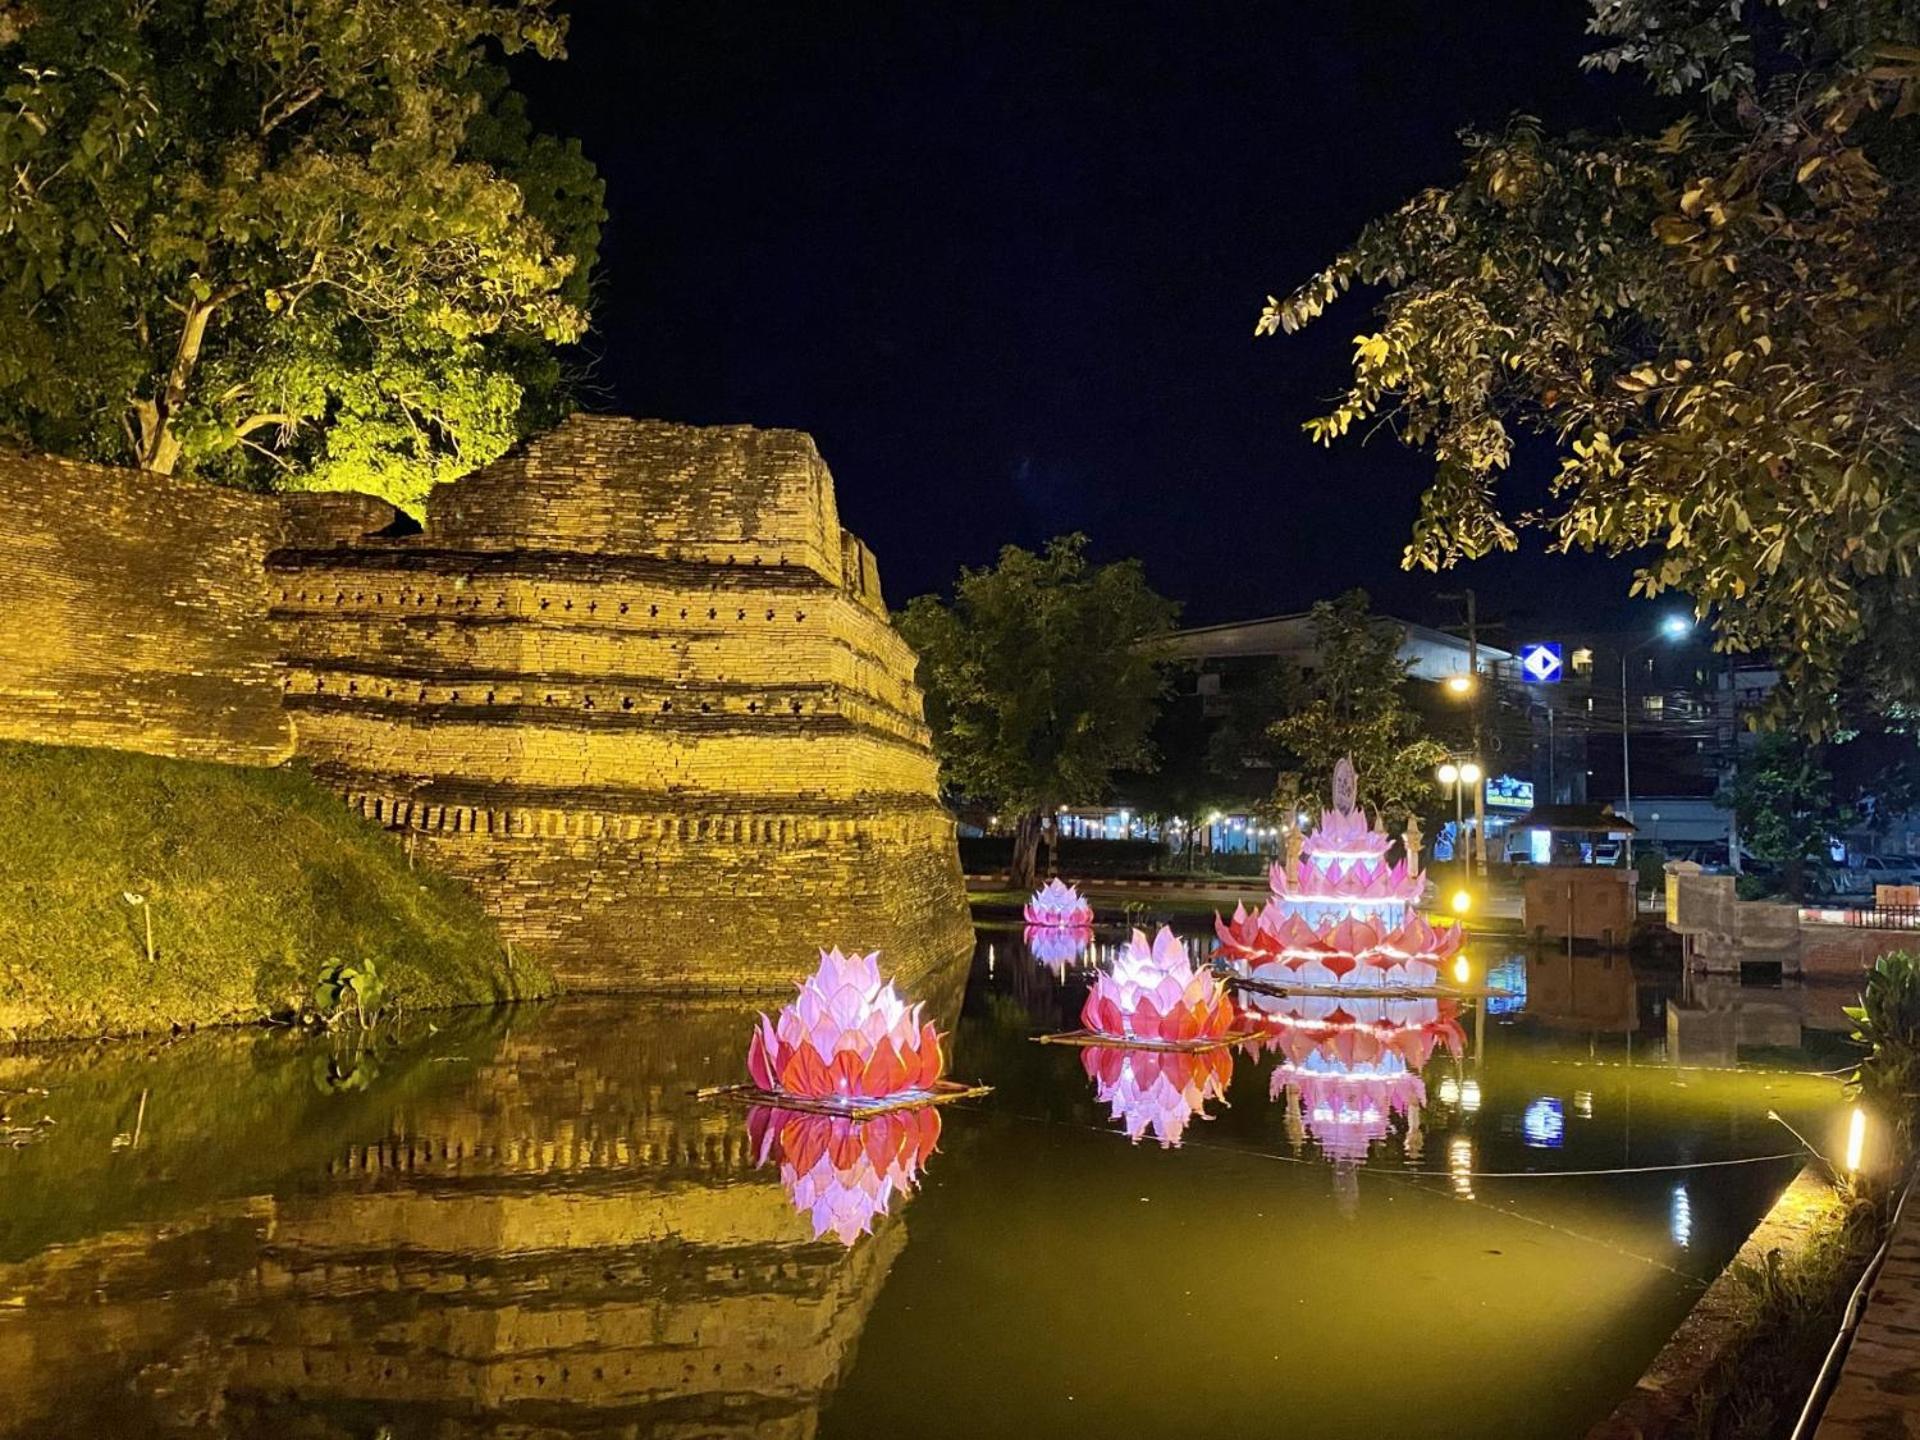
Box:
[1509, 804, 1639, 834]
[1160, 612, 1513, 682]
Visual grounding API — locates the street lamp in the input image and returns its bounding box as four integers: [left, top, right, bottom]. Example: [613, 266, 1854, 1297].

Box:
[1621, 614, 1693, 865]
[1444, 673, 1475, 696]
[1436, 759, 1483, 871]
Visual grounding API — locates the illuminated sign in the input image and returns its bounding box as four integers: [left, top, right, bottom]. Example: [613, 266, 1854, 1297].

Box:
[1485, 774, 1534, 811]
[1519, 642, 1563, 683]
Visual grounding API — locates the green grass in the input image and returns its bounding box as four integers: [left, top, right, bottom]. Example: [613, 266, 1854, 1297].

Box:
[0, 741, 552, 1040]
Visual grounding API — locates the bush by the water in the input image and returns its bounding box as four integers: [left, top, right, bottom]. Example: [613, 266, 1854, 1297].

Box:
[0, 742, 550, 1039]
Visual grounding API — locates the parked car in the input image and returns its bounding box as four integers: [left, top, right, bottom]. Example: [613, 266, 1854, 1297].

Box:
[1854, 854, 1920, 888]
[1807, 866, 1874, 902]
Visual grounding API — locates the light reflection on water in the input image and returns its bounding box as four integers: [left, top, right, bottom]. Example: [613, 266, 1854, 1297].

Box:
[0, 917, 1854, 1440]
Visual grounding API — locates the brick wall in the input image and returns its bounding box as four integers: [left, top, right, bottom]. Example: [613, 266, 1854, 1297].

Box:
[272, 416, 972, 990]
[0, 418, 972, 992]
[0, 451, 296, 764]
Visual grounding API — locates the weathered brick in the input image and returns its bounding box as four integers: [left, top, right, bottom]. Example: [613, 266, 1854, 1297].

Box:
[0, 417, 973, 992]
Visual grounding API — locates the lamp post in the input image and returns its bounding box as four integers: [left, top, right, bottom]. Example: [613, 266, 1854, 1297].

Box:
[1621, 615, 1692, 865]
[1442, 670, 1488, 877]
[1436, 758, 1483, 874]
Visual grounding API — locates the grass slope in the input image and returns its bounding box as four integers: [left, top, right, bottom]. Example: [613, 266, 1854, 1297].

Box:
[0, 741, 551, 1039]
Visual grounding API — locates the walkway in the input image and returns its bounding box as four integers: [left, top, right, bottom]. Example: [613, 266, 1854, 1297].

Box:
[1817, 1198, 1920, 1438]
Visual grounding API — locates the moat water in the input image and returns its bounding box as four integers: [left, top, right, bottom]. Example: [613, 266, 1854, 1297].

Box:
[0, 918, 1856, 1439]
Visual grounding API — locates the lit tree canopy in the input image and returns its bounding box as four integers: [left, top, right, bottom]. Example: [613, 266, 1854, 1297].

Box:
[1261, 0, 1920, 725]
[1263, 590, 1451, 827]
[0, 0, 603, 512]
[897, 535, 1178, 887]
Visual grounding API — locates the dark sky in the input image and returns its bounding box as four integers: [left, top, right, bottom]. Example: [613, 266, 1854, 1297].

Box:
[513, 2, 1674, 636]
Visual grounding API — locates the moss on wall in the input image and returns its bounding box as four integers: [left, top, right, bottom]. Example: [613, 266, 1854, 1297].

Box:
[0, 741, 550, 1040]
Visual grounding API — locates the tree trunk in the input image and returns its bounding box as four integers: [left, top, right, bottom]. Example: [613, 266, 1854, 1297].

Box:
[132, 290, 237, 474]
[1010, 810, 1046, 892]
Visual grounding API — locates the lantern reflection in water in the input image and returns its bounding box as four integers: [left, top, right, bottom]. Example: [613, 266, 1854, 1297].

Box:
[1081, 1045, 1233, 1149]
[748, 1105, 943, 1247]
[1024, 923, 1092, 976]
[1252, 992, 1466, 1166]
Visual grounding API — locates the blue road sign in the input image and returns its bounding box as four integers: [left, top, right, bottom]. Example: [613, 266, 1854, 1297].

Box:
[1519, 642, 1564, 684]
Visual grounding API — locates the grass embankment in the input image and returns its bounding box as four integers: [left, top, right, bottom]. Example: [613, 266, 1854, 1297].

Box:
[0, 741, 551, 1040]
[1683, 1184, 1882, 1439]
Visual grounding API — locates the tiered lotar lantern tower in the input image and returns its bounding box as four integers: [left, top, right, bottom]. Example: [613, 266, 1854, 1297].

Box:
[1215, 758, 1463, 990]
[1213, 759, 1470, 1171]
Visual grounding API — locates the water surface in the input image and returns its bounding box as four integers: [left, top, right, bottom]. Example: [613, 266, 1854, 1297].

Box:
[0, 920, 1853, 1438]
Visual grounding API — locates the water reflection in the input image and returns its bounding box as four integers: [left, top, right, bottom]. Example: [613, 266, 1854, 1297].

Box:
[749, 1105, 943, 1245]
[1080, 1045, 1232, 1148]
[1024, 923, 1092, 976]
[1254, 994, 1465, 1167]
[0, 926, 1858, 1440]
[0, 983, 963, 1439]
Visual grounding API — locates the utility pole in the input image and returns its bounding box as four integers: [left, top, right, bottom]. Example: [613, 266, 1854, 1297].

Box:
[1440, 588, 1497, 879]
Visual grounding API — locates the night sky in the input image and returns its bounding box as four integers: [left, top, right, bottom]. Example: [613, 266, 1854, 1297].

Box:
[513, 3, 1673, 635]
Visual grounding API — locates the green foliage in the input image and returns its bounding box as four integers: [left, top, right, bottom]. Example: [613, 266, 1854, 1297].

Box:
[1719, 731, 1850, 896]
[0, 740, 551, 1040]
[1261, 0, 1920, 724]
[1264, 590, 1452, 825]
[0, 0, 603, 513]
[1845, 950, 1920, 1107]
[311, 954, 388, 1030]
[897, 534, 1178, 883]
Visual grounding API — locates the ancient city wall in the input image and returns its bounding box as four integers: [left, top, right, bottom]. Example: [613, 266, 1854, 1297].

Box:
[0, 418, 972, 992]
[0, 451, 294, 764]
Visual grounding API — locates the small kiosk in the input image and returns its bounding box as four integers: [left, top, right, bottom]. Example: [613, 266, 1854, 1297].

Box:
[1511, 805, 1639, 949]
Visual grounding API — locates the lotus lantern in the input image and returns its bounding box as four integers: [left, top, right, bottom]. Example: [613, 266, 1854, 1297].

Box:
[1081, 926, 1236, 1043]
[1024, 877, 1094, 929]
[747, 948, 944, 1101]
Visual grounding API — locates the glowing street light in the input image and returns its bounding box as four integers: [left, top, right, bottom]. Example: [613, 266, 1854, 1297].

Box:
[1444, 673, 1475, 696]
[1622, 614, 1695, 863]
[1459, 761, 1483, 786]
[1847, 1106, 1868, 1173]
[1437, 761, 1461, 786]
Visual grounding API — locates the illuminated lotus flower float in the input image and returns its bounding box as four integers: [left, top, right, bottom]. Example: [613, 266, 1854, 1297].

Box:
[747, 947, 945, 1101]
[748, 1104, 942, 1247]
[1025, 877, 1094, 929]
[1081, 925, 1237, 1045]
[1215, 904, 1462, 989]
[1082, 1045, 1233, 1148]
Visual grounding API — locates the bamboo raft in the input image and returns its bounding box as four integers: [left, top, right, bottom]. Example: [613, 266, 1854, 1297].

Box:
[1032, 1029, 1256, 1053]
[1222, 972, 1518, 1004]
[692, 1079, 993, 1119]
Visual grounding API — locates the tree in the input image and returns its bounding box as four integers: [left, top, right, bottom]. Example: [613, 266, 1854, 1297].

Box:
[0, 0, 603, 513]
[1260, 0, 1920, 726]
[1719, 730, 1850, 898]
[897, 535, 1179, 890]
[1264, 591, 1451, 827]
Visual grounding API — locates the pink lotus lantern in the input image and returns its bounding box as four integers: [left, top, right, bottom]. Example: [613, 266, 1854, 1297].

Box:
[1082, 926, 1236, 1044]
[1025, 877, 1094, 928]
[748, 1105, 942, 1246]
[1082, 1045, 1233, 1148]
[747, 949, 945, 1101]
[1025, 923, 1092, 974]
